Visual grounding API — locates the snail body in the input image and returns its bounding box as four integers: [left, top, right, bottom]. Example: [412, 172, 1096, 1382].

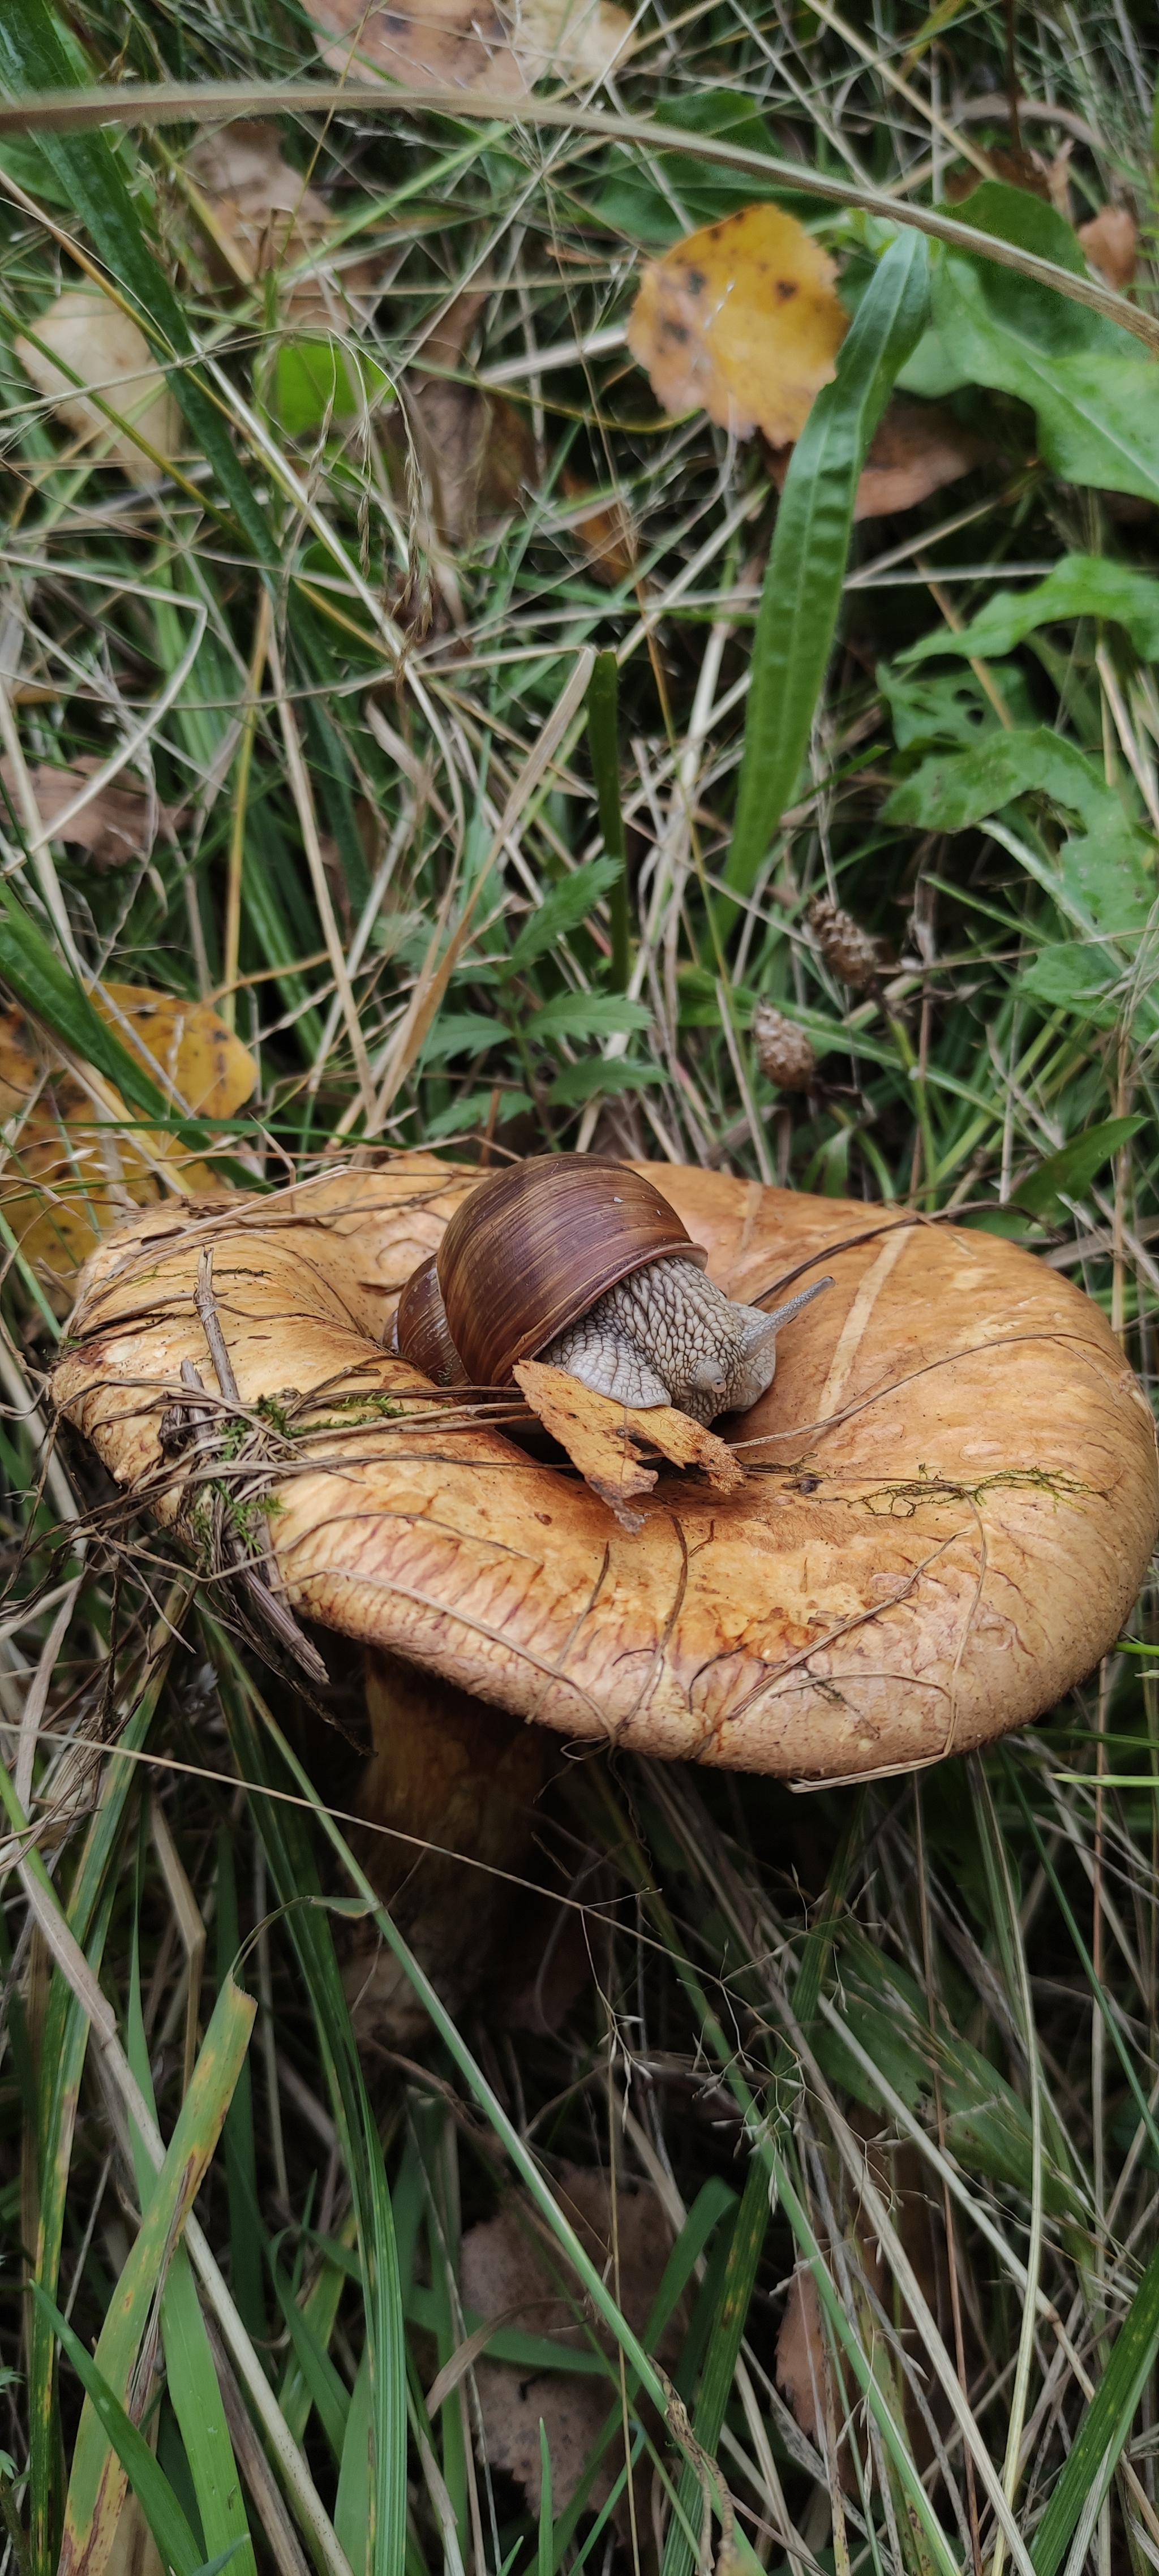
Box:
[394, 1155, 830, 1425]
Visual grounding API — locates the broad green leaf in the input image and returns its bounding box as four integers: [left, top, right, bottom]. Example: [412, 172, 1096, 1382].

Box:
[530, 993, 653, 1046]
[126, 1871, 254, 2576]
[1012, 1113, 1146, 1215]
[59, 1976, 256, 2576]
[900, 553, 1159, 668]
[214, 1656, 407, 2576]
[424, 1088, 533, 1137]
[546, 1056, 667, 1106]
[271, 2261, 351, 2465]
[912, 188, 1159, 501]
[1031, 2237, 1159, 2576]
[274, 342, 392, 437]
[1018, 946, 1118, 1023]
[419, 1013, 504, 1066]
[508, 858, 623, 973]
[883, 728, 1156, 936]
[593, 92, 819, 240]
[724, 228, 929, 905]
[32, 2289, 205, 2576]
[29, 1665, 178, 2576]
[879, 659, 1038, 749]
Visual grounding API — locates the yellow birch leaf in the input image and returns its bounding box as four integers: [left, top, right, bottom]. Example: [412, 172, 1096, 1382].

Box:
[625, 203, 847, 447]
[0, 984, 256, 1306]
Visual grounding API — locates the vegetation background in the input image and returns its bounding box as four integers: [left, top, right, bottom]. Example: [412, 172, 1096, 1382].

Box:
[0, 6, 1157, 2576]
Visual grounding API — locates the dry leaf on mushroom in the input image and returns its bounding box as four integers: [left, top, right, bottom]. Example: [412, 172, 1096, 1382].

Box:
[14, 291, 180, 484]
[626, 204, 847, 446]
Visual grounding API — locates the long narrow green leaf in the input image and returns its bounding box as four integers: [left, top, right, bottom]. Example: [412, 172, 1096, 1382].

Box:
[127, 1850, 255, 2576]
[0, 0, 270, 556]
[29, 1632, 182, 2576]
[660, 2154, 769, 2576]
[723, 229, 929, 908]
[1030, 2238, 1159, 2576]
[61, 1976, 256, 2576]
[32, 2288, 204, 2576]
[212, 1645, 407, 2576]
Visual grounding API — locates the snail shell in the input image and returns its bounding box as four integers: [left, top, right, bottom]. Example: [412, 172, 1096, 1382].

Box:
[394, 1253, 467, 1387]
[435, 1154, 705, 1387]
[393, 1154, 831, 1424]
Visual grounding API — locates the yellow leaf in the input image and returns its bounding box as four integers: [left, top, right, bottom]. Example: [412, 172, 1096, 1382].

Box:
[625, 203, 847, 448]
[0, 984, 256, 1307]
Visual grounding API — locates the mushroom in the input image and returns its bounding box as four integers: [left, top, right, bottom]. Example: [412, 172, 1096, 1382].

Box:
[54, 1153, 1158, 1791]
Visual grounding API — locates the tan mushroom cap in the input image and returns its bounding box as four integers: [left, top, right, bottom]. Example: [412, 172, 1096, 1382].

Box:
[54, 1155, 1158, 1782]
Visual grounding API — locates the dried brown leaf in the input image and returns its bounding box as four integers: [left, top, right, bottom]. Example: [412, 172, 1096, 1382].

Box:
[0, 756, 178, 870]
[560, 468, 636, 585]
[14, 292, 180, 485]
[1078, 204, 1137, 289]
[625, 204, 847, 447]
[766, 400, 982, 521]
[462, 2170, 679, 2511]
[307, 0, 632, 96]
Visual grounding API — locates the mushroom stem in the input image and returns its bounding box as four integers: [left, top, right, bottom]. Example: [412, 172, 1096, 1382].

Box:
[340, 1650, 552, 2048]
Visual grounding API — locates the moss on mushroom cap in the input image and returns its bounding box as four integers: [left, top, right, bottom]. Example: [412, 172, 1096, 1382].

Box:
[53, 1155, 1158, 1782]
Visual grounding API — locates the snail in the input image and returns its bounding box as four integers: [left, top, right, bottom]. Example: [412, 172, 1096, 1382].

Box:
[393, 1155, 831, 1425]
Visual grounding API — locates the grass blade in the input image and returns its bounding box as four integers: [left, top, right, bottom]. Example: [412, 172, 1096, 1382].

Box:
[723, 228, 929, 909]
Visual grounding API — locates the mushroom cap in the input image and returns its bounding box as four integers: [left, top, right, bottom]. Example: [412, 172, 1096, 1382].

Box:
[435, 1153, 706, 1386]
[53, 1155, 1158, 1782]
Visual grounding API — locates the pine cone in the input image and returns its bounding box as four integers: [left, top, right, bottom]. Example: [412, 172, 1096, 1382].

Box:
[808, 895, 887, 992]
[751, 1001, 816, 1092]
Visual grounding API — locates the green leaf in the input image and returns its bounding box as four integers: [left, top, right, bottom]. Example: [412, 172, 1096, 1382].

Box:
[273, 342, 392, 438]
[587, 653, 630, 988]
[1011, 1113, 1146, 1215]
[593, 92, 819, 241]
[423, 1089, 533, 1137]
[661, 2156, 769, 2576]
[61, 1977, 257, 2575]
[1018, 946, 1118, 1023]
[546, 1057, 667, 1107]
[418, 1012, 504, 1066]
[723, 228, 929, 906]
[899, 553, 1159, 668]
[32, 2287, 204, 2576]
[507, 858, 624, 972]
[883, 728, 1155, 936]
[1031, 2237, 1159, 2576]
[335, 2350, 373, 2576]
[878, 660, 1037, 750]
[530, 994, 652, 1047]
[271, 2261, 351, 2465]
[916, 188, 1159, 501]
